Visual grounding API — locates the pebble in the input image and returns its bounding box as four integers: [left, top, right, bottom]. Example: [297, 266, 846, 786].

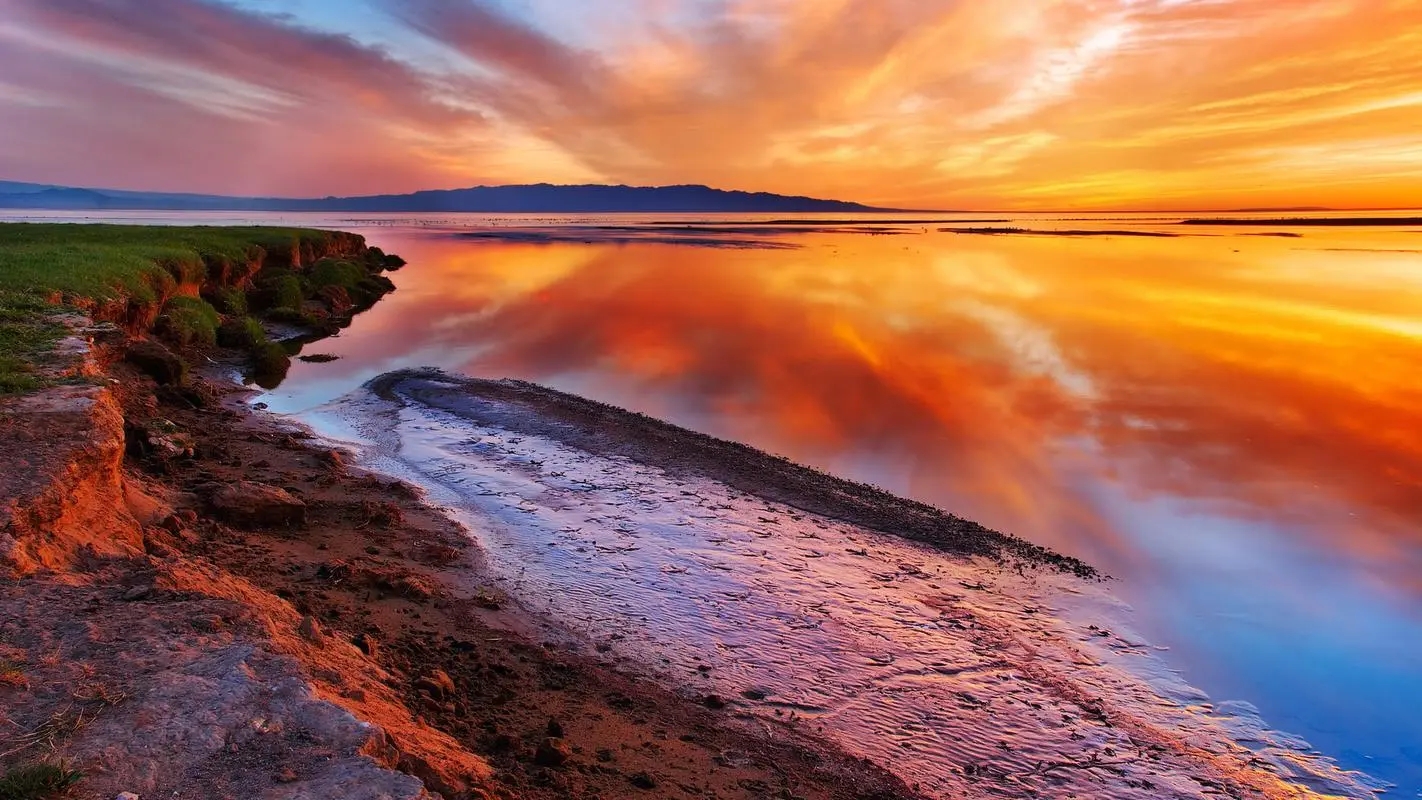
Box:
[416, 669, 456, 700]
[534, 737, 571, 767]
[116, 793, 140, 800]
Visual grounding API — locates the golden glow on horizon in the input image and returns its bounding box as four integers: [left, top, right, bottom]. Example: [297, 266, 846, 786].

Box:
[2, 0, 1421, 208]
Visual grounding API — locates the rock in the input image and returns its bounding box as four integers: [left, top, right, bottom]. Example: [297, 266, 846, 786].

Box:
[125, 339, 186, 385]
[546, 717, 564, 738]
[702, 694, 727, 709]
[352, 631, 379, 658]
[209, 481, 306, 528]
[121, 585, 152, 602]
[145, 541, 178, 560]
[297, 615, 324, 644]
[628, 771, 658, 789]
[129, 418, 196, 462]
[595, 748, 614, 763]
[534, 737, 571, 767]
[116, 793, 141, 800]
[416, 669, 455, 700]
[318, 449, 344, 470]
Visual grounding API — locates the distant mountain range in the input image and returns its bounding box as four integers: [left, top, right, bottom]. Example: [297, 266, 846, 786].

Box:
[0, 180, 893, 213]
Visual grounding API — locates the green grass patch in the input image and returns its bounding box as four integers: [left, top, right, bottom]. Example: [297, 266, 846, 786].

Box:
[0, 762, 83, 800]
[0, 291, 66, 394]
[216, 316, 266, 349]
[250, 339, 291, 389]
[208, 286, 247, 316]
[260, 272, 305, 311]
[160, 297, 219, 347]
[0, 224, 342, 304]
[0, 223, 355, 394]
[309, 258, 365, 291]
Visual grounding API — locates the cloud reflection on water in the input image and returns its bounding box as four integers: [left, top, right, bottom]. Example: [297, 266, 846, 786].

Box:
[270, 220, 1422, 789]
[298, 228, 1422, 607]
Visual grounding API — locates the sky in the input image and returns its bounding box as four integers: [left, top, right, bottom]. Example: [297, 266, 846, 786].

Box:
[1, 0, 1420, 210]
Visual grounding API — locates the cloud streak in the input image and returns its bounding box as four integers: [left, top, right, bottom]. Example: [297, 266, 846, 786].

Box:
[1, 0, 1419, 207]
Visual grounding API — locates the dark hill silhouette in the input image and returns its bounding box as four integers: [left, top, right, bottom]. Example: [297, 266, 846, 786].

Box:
[0, 181, 895, 213]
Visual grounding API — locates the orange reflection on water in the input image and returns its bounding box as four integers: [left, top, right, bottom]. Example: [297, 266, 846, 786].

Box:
[299, 225, 1422, 595]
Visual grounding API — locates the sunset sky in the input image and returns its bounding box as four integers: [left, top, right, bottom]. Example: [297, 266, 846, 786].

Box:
[1, 0, 1420, 209]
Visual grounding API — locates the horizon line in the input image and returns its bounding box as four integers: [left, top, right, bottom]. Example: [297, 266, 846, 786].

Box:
[2, 177, 1419, 216]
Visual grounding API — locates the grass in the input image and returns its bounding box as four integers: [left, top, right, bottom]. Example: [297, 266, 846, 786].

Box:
[0, 293, 66, 393]
[0, 224, 349, 393]
[250, 339, 292, 389]
[0, 763, 83, 800]
[0, 224, 342, 304]
[216, 316, 266, 349]
[0, 660, 25, 689]
[309, 258, 365, 292]
[160, 297, 219, 347]
[263, 273, 305, 311]
[209, 286, 247, 315]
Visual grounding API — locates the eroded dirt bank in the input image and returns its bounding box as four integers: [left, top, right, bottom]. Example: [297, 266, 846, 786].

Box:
[0, 362, 920, 799]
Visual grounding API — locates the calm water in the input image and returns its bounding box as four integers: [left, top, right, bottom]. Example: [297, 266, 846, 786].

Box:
[9, 210, 1421, 793]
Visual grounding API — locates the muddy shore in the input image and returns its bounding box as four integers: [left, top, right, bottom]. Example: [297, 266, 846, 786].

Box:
[1, 341, 922, 799]
[366, 371, 1093, 578]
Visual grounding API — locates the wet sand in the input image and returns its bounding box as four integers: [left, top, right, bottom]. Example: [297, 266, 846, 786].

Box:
[91, 365, 922, 800]
[305, 368, 1381, 800]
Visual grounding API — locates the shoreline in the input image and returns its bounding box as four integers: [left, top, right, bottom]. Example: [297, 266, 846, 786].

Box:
[308, 368, 1381, 800]
[0, 224, 1381, 799]
[365, 369, 1096, 578]
[0, 228, 925, 799]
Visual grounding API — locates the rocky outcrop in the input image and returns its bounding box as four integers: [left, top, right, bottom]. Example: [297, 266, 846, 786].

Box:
[0, 384, 144, 575]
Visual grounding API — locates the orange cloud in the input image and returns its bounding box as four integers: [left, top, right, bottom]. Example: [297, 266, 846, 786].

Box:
[2, 0, 1420, 208]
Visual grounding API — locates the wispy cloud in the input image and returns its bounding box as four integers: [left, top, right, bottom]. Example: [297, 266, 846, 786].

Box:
[1, 0, 1419, 207]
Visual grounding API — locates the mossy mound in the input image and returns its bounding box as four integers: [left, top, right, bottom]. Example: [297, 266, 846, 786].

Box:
[0, 223, 399, 394]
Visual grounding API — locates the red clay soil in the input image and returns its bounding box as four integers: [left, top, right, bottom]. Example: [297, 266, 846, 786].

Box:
[0, 352, 923, 799]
